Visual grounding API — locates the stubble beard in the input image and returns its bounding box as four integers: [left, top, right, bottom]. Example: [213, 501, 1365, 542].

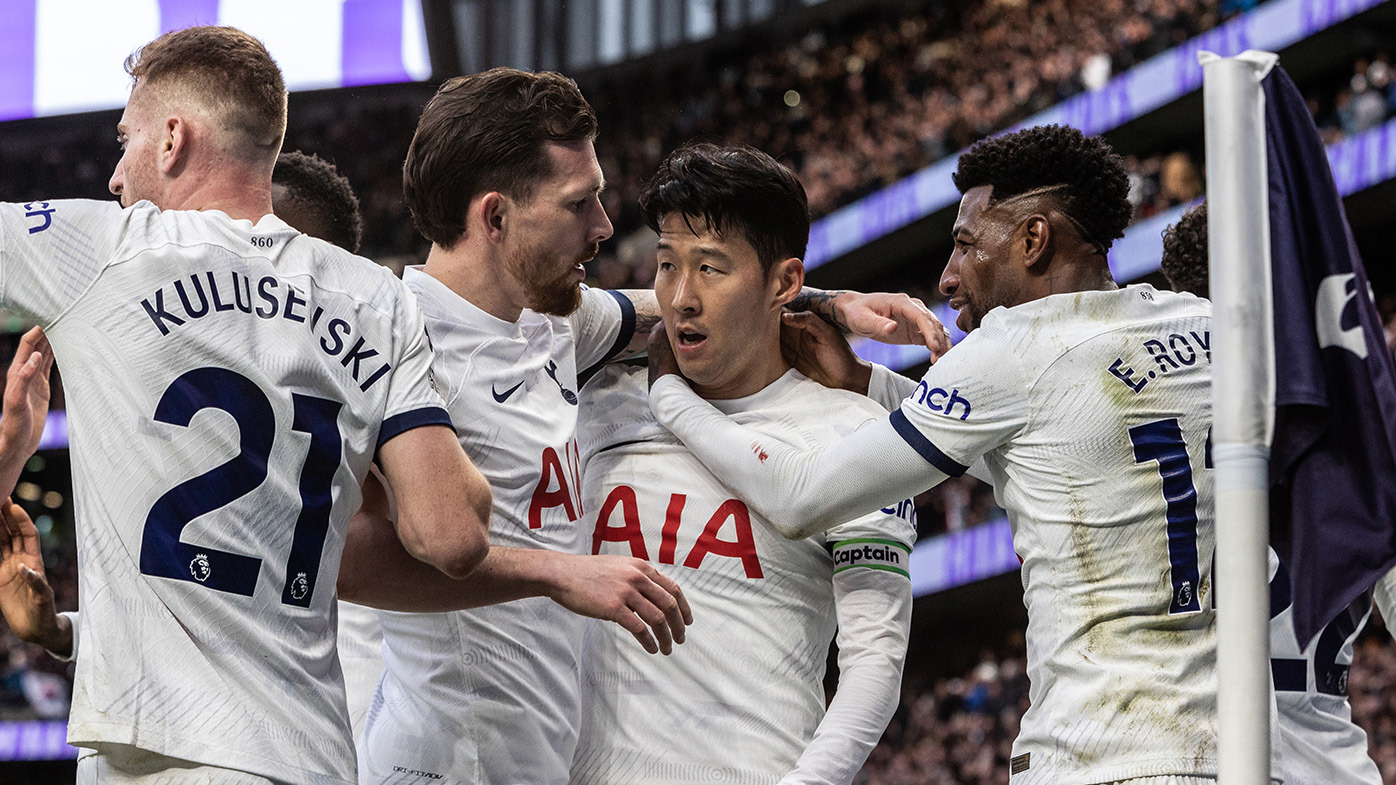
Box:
[509, 242, 598, 317]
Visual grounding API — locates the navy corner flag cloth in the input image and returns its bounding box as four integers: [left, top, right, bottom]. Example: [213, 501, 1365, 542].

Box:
[1264, 65, 1396, 645]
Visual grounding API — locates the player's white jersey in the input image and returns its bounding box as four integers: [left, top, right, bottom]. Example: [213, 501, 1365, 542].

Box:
[1268, 549, 1380, 785]
[0, 199, 449, 784]
[360, 267, 633, 785]
[892, 286, 1260, 784]
[570, 366, 915, 785]
[337, 600, 385, 742]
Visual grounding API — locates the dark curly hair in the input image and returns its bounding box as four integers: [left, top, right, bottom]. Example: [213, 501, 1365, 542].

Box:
[640, 143, 808, 274]
[952, 125, 1133, 252]
[273, 151, 364, 253]
[1161, 201, 1209, 297]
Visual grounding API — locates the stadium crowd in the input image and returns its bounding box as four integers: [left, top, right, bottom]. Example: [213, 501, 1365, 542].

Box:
[1, 8, 1394, 785]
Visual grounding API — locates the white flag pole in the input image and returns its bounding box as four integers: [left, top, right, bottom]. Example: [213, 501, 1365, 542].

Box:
[1200, 49, 1278, 785]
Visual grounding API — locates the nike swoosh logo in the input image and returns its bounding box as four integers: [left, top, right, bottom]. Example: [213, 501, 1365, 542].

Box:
[492, 381, 525, 403]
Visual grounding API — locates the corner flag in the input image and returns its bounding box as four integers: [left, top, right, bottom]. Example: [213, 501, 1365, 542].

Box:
[1263, 64, 1396, 646]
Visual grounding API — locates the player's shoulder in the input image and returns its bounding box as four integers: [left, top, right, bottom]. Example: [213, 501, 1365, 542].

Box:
[577, 363, 659, 460]
[776, 370, 888, 426]
[974, 284, 1208, 361]
[1, 198, 132, 245]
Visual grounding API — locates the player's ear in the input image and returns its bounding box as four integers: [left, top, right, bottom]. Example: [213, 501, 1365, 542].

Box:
[1020, 214, 1051, 270]
[769, 257, 805, 308]
[159, 115, 186, 175]
[477, 192, 508, 244]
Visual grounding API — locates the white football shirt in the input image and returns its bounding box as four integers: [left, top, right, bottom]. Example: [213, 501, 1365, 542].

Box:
[0, 199, 450, 784]
[570, 366, 914, 785]
[1268, 549, 1381, 785]
[359, 267, 633, 785]
[891, 286, 1233, 784]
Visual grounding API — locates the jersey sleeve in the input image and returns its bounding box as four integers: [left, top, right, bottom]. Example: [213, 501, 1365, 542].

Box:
[779, 533, 912, 784]
[650, 375, 946, 539]
[867, 362, 920, 413]
[0, 199, 127, 325]
[890, 333, 1031, 477]
[377, 279, 453, 448]
[570, 286, 636, 375]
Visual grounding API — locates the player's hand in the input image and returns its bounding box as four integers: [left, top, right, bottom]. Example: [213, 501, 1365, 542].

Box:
[834, 291, 951, 360]
[0, 498, 69, 657]
[780, 311, 873, 395]
[646, 321, 682, 390]
[548, 553, 693, 655]
[0, 327, 53, 459]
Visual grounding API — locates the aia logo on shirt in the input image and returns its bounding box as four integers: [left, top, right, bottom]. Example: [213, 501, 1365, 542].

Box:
[912, 381, 972, 420]
[591, 486, 763, 578]
[528, 440, 584, 528]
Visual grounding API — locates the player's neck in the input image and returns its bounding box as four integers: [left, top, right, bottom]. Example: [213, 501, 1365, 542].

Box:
[1026, 258, 1118, 302]
[423, 242, 528, 323]
[692, 330, 789, 401]
[162, 177, 274, 222]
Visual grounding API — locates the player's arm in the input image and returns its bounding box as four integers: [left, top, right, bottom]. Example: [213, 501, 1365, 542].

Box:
[375, 425, 491, 579]
[337, 473, 692, 655]
[780, 540, 912, 785]
[649, 323, 1022, 538]
[0, 499, 71, 658]
[612, 288, 950, 359]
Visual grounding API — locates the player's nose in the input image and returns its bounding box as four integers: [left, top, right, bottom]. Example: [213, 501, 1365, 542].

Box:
[589, 201, 613, 245]
[108, 166, 124, 198]
[671, 271, 700, 313]
[938, 258, 960, 298]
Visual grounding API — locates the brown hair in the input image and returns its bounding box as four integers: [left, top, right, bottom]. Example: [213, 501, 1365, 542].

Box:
[403, 67, 597, 249]
[125, 26, 286, 161]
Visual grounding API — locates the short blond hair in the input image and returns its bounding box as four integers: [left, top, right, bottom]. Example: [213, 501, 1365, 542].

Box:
[126, 26, 286, 161]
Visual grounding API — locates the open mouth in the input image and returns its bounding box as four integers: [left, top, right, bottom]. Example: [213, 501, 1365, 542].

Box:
[675, 328, 708, 350]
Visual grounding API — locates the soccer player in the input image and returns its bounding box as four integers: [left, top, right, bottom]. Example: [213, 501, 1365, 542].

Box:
[0, 152, 386, 737]
[647, 125, 1241, 783]
[1161, 201, 1385, 785]
[339, 68, 946, 785]
[0, 26, 492, 783]
[569, 143, 913, 784]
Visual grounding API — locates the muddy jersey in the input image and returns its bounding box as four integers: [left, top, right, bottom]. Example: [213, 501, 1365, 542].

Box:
[0, 199, 449, 784]
[571, 366, 914, 785]
[892, 286, 1255, 784]
[361, 267, 633, 785]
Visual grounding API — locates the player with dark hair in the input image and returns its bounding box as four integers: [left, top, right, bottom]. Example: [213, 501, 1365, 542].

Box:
[647, 124, 1239, 784]
[0, 25, 493, 784]
[273, 151, 365, 253]
[340, 68, 947, 785]
[1161, 201, 1210, 298]
[571, 143, 913, 784]
[1160, 201, 1386, 785]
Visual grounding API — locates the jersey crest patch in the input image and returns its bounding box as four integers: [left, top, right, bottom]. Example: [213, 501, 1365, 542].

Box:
[831, 538, 910, 577]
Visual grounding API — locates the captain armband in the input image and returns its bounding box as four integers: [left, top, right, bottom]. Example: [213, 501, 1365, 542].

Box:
[830, 538, 911, 578]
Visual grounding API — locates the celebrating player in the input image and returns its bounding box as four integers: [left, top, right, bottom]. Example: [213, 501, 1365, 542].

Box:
[647, 125, 1243, 783]
[1161, 201, 1385, 785]
[339, 67, 947, 785]
[0, 26, 493, 782]
[569, 143, 913, 785]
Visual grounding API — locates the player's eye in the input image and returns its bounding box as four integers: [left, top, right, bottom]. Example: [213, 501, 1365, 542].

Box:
[657, 261, 675, 272]
[699, 264, 723, 275]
